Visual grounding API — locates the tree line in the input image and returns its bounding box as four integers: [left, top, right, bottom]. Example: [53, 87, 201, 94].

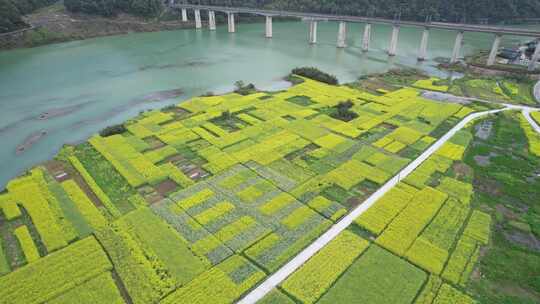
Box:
[2, 0, 539, 34]
[1, 0, 56, 33]
[194, 0, 540, 24]
[0, 0, 163, 33]
[63, 0, 163, 18]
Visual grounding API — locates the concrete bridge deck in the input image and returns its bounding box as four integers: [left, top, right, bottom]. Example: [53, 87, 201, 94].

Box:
[172, 3, 540, 37]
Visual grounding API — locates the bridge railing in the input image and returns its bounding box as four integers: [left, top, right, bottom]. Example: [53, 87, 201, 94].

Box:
[170, 3, 540, 36]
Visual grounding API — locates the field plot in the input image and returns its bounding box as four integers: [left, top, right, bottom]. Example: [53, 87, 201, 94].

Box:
[0, 75, 485, 303]
[446, 77, 537, 106]
[281, 109, 503, 304]
[317, 245, 426, 304]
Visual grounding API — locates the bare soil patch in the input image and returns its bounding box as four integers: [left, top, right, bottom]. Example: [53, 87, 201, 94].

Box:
[503, 230, 540, 252]
[453, 162, 473, 180]
[474, 176, 502, 196]
[495, 204, 520, 221]
[44, 160, 104, 208]
[143, 136, 166, 151]
[154, 179, 178, 197]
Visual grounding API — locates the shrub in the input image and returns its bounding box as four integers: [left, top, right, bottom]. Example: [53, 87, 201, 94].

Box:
[234, 81, 257, 95]
[331, 100, 359, 122]
[99, 124, 126, 137]
[292, 67, 338, 85]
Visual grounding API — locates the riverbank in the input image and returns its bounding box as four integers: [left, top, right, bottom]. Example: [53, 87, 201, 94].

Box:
[0, 3, 284, 51]
[0, 68, 538, 304]
[0, 4, 195, 50]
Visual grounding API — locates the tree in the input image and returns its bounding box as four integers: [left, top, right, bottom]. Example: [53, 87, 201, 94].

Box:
[0, 0, 24, 33]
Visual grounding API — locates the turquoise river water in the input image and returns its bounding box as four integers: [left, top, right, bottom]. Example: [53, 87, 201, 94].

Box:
[0, 21, 538, 189]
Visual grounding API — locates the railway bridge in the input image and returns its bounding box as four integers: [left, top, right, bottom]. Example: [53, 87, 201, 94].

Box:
[170, 3, 540, 71]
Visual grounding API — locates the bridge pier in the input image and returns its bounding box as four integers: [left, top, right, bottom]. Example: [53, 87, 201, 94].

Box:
[418, 27, 430, 61]
[529, 40, 540, 71]
[337, 21, 347, 48]
[227, 12, 236, 33]
[451, 31, 464, 63]
[487, 34, 502, 66]
[194, 9, 202, 29]
[309, 20, 318, 44]
[208, 11, 216, 30]
[181, 8, 187, 22]
[265, 16, 272, 38]
[362, 23, 371, 52]
[388, 25, 400, 56]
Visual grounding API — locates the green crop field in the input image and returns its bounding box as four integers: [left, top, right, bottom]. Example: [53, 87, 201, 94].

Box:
[0, 71, 537, 304]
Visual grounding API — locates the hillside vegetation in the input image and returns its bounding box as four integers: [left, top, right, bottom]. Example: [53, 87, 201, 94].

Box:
[3, 0, 540, 34]
[0, 0, 163, 33]
[199, 0, 540, 23]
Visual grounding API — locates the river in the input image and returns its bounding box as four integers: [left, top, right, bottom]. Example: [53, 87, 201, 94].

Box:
[0, 21, 537, 189]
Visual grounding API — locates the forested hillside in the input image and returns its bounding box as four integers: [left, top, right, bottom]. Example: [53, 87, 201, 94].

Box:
[0, 0, 56, 32]
[63, 0, 163, 18]
[2, 0, 539, 34]
[0, 0, 163, 33]
[203, 0, 540, 23]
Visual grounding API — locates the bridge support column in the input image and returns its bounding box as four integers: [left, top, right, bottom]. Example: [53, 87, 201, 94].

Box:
[529, 40, 540, 71]
[265, 16, 272, 38]
[227, 13, 236, 33]
[337, 21, 347, 48]
[362, 23, 371, 52]
[309, 20, 318, 44]
[388, 25, 400, 56]
[208, 11, 216, 30]
[418, 27, 430, 61]
[194, 9, 202, 29]
[487, 34, 502, 66]
[181, 8, 187, 22]
[451, 31, 464, 63]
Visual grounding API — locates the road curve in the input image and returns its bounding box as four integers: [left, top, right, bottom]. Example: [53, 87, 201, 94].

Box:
[534, 81, 540, 104]
[523, 109, 540, 134]
[237, 107, 510, 304]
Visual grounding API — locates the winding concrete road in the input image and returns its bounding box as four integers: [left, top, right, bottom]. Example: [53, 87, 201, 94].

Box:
[523, 109, 540, 134]
[237, 107, 512, 304]
[534, 80, 540, 104]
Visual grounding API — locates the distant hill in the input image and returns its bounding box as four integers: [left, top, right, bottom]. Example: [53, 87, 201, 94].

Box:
[0, 0, 163, 33]
[2, 0, 540, 34]
[211, 0, 540, 24]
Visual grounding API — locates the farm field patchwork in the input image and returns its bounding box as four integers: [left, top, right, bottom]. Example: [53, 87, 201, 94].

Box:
[0, 73, 532, 304]
[280, 114, 493, 304]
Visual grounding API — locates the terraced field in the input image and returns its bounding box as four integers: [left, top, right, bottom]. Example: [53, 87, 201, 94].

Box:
[0, 74, 533, 304]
